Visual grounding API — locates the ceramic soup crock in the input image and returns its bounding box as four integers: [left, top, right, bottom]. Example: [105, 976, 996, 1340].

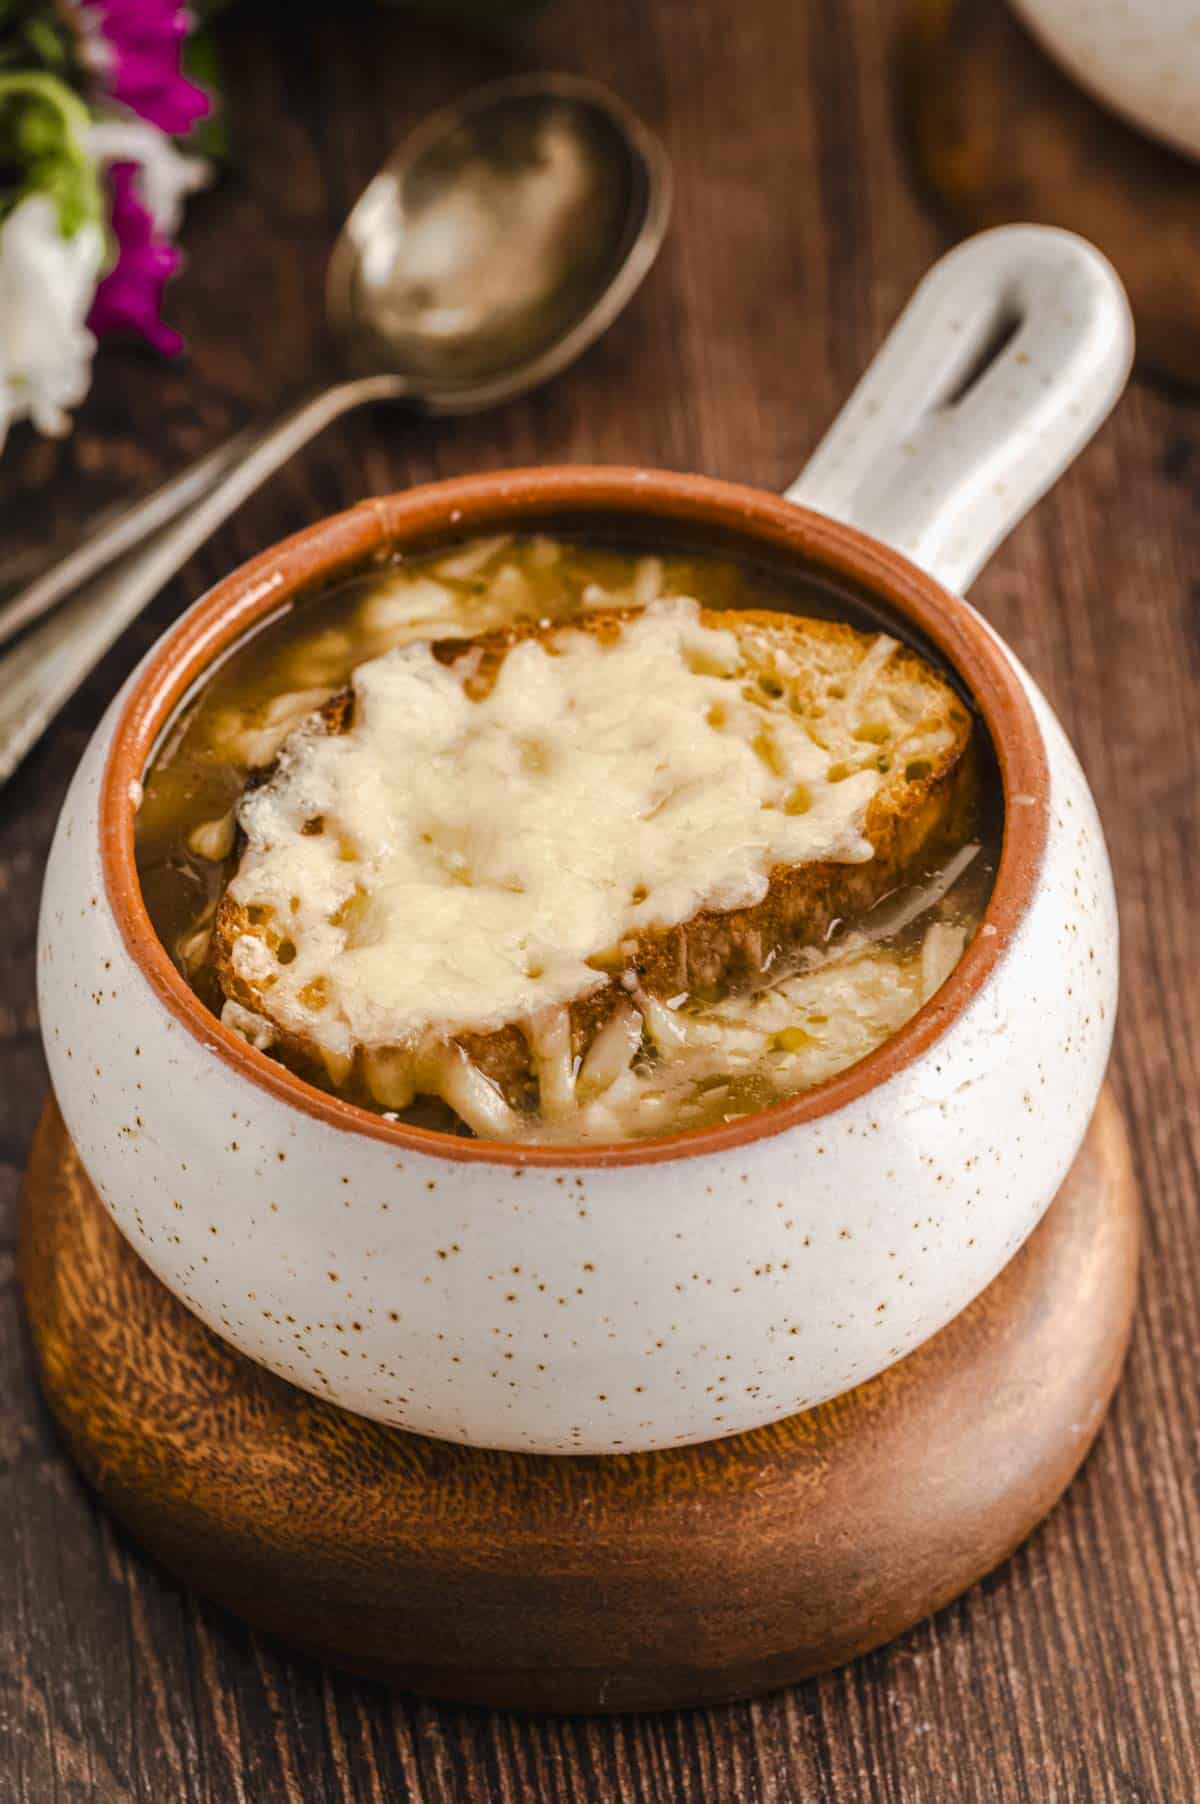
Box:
[38, 226, 1133, 1454]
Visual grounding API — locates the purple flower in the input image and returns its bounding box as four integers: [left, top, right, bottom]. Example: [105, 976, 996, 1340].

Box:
[75, 0, 213, 358]
[80, 0, 209, 137]
[87, 161, 183, 355]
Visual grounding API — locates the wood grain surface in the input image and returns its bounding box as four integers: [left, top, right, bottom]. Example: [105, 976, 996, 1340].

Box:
[0, 0, 1196, 1797]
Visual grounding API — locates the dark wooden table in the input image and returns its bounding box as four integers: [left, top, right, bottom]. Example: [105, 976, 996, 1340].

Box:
[2, 1, 1197, 1797]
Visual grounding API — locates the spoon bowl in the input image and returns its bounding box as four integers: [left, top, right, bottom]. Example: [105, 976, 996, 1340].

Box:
[327, 74, 670, 408]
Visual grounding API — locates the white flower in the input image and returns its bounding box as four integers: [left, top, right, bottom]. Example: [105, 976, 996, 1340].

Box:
[0, 193, 104, 449]
[86, 116, 210, 235]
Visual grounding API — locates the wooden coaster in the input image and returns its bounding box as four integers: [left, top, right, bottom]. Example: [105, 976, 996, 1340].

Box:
[906, 0, 1200, 387]
[19, 1088, 1137, 1714]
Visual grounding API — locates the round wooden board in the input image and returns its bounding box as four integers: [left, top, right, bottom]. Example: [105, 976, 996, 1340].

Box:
[906, 0, 1200, 388]
[19, 1088, 1137, 1714]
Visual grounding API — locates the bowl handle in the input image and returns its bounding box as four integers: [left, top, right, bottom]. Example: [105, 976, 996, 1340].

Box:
[784, 225, 1133, 595]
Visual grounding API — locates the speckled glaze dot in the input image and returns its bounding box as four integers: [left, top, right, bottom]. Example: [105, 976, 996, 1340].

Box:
[36, 230, 1130, 1454]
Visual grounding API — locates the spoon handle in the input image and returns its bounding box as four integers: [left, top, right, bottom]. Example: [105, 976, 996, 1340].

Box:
[0, 373, 407, 788]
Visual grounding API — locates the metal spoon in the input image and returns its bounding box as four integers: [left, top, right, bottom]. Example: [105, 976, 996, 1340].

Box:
[0, 73, 670, 784]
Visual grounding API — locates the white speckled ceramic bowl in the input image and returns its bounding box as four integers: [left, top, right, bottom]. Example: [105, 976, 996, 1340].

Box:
[1012, 0, 1200, 162]
[38, 227, 1133, 1453]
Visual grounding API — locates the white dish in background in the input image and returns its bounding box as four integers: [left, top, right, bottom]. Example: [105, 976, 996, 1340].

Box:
[1012, 0, 1200, 162]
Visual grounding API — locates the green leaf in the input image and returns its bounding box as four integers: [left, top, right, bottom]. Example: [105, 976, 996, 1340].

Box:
[0, 0, 85, 81]
[0, 73, 101, 236]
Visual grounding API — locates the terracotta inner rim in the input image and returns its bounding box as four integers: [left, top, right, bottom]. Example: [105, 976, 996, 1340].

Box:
[100, 467, 1050, 1168]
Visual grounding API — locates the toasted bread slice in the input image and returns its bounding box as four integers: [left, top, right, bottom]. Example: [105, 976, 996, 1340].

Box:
[210, 603, 973, 1128]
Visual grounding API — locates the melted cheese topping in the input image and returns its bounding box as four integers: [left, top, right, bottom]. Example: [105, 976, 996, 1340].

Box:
[227, 599, 883, 1055]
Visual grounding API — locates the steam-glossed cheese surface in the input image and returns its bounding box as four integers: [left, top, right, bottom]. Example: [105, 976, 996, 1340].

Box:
[135, 535, 998, 1142]
[227, 601, 882, 1053]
